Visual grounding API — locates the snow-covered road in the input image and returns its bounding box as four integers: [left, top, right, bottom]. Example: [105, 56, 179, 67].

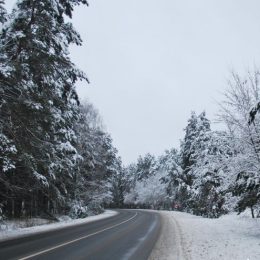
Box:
[150, 210, 260, 260]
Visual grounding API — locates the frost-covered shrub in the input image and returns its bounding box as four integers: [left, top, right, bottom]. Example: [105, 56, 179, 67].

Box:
[68, 200, 104, 219]
[87, 202, 104, 216]
[69, 201, 89, 219]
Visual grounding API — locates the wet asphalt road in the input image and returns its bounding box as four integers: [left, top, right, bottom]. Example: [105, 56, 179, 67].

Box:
[0, 210, 161, 260]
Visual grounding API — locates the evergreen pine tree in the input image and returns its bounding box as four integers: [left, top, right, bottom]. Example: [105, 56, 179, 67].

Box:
[179, 111, 211, 211]
[135, 153, 156, 181]
[0, 0, 87, 217]
[0, 0, 6, 24]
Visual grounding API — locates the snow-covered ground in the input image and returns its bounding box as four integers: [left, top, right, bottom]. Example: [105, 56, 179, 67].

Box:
[150, 210, 260, 260]
[0, 210, 117, 242]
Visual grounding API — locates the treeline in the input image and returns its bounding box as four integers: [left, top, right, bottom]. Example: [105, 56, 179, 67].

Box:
[0, 1, 121, 219]
[113, 71, 260, 218]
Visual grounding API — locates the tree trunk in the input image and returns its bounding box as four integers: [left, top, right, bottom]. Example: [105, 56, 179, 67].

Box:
[250, 206, 255, 218]
[11, 199, 15, 218]
[21, 200, 25, 217]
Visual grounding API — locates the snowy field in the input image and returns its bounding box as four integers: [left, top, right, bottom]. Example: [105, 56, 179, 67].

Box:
[150, 210, 260, 260]
[0, 210, 117, 242]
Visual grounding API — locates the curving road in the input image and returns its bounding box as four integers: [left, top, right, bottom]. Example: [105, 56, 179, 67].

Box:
[0, 210, 161, 260]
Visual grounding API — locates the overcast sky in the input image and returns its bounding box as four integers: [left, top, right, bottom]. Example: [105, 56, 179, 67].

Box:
[6, 0, 260, 164]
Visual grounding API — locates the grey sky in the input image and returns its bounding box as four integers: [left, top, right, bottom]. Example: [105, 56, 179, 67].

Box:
[5, 0, 260, 164]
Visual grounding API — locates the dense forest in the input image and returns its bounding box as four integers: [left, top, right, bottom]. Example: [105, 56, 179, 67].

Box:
[115, 72, 260, 218]
[0, 1, 259, 221]
[0, 0, 122, 219]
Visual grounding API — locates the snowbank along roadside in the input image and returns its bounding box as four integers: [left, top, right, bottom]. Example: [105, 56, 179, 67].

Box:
[0, 210, 117, 242]
[150, 210, 260, 260]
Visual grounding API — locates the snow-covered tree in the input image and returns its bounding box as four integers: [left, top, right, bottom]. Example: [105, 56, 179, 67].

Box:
[135, 153, 157, 181]
[219, 71, 260, 217]
[158, 149, 183, 210]
[72, 101, 121, 217]
[177, 112, 212, 210]
[132, 170, 167, 209]
[183, 112, 211, 163]
[191, 131, 233, 217]
[0, 0, 88, 217]
[0, 0, 6, 24]
[180, 111, 198, 176]
[110, 164, 127, 208]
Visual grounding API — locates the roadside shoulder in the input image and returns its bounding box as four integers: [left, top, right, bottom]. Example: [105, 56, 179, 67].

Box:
[0, 210, 118, 242]
[149, 211, 189, 260]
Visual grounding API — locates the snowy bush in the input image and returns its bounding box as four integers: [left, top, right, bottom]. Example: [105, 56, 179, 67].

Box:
[68, 200, 104, 219]
[69, 201, 89, 219]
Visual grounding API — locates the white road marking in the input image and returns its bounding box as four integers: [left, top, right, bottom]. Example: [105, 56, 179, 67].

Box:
[18, 212, 138, 260]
